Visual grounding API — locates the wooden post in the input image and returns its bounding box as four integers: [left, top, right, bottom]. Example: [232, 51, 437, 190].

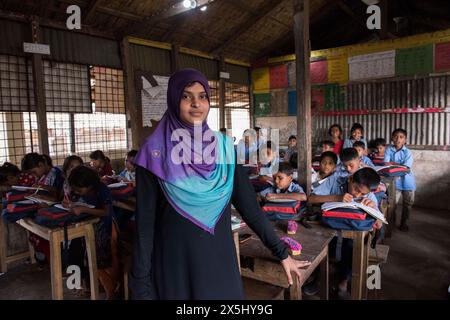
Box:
[121, 37, 141, 149]
[293, 0, 312, 194]
[30, 16, 50, 155]
[219, 57, 226, 129]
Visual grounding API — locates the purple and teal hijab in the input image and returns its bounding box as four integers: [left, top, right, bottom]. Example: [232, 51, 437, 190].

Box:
[135, 69, 235, 234]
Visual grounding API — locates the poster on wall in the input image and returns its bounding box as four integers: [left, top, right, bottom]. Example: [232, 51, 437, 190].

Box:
[141, 74, 170, 127]
[348, 50, 395, 81]
[311, 86, 326, 113]
[310, 60, 328, 84]
[253, 92, 271, 116]
[270, 91, 288, 116]
[435, 42, 450, 72]
[252, 67, 270, 91]
[255, 116, 297, 145]
[269, 64, 288, 89]
[395, 44, 433, 76]
[288, 91, 297, 116]
[327, 55, 348, 83]
[287, 62, 296, 87]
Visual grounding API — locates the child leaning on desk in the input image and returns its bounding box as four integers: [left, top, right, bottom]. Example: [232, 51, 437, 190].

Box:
[66, 165, 118, 300]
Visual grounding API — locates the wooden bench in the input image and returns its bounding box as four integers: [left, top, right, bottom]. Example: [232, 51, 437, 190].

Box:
[16, 217, 100, 300]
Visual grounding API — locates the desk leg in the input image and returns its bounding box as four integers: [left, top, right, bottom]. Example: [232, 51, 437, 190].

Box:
[320, 249, 329, 300]
[362, 233, 371, 300]
[0, 218, 7, 273]
[233, 232, 240, 273]
[351, 232, 365, 300]
[289, 274, 302, 300]
[85, 224, 99, 300]
[26, 231, 36, 264]
[49, 231, 63, 300]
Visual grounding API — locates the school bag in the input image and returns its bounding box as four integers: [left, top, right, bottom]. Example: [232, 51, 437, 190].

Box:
[34, 206, 90, 228]
[261, 200, 306, 221]
[109, 184, 135, 200]
[1, 199, 40, 222]
[321, 207, 375, 231]
[376, 165, 410, 177]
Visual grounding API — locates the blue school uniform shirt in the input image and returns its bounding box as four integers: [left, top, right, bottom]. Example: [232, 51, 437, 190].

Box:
[383, 144, 416, 191]
[260, 181, 305, 198]
[343, 137, 368, 149]
[361, 156, 375, 168]
[312, 171, 379, 206]
[38, 166, 64, 190]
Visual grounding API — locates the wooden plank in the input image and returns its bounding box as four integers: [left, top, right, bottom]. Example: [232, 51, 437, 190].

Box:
[350, 231, 364, 300]
[84, 223, 99, 300]
[0, 216, 8, 273]
[49, 231, 63, 300]
[5, 251, 31, 264]
[121, 37, 141, 149]
[82, 0, 101, 25]
[30, 16, 50, 155]
[219, 57, 226, 129]
[319, 250, 329, 300]
[294, 0, 312, 194]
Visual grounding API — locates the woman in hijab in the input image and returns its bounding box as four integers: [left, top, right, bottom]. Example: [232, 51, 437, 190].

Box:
[130, 69, 310, 300]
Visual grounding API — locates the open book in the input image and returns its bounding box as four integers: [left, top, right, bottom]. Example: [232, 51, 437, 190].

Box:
[25, 195, 57, 206]
[321, 201, 387, 224]
[374, 164, 409, 171]
[54, 202, 95, 211]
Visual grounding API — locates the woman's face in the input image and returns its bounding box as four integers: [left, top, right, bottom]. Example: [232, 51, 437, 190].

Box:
[179, 82, 210, 126]
[90, 159, 103, 170]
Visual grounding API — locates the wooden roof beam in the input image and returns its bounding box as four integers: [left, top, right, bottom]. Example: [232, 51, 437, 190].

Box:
[209, 0, 283, 56]
[82, 0, 101, 24]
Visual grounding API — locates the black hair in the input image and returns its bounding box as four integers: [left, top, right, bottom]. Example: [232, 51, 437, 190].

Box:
[350, 123, 364, 136]
[219, 128, 227, 133]
[341, 148, 359, 162]
[21, 153, 46, 171]
[320, 151, 338, 165]
[352, 167, 381, 191]
[127, 150, 138, 158]
[289, 152, 298, 169]
[328, 124, 343, 137]
[62, 155, 84, 177]
[321, 140, 335, 148]
[353, 141, 366, 149]
[374, 138, 387, 148]
[0, 162, 21, 184]
[254, 127, 261, 133]
[288, 135, 296, 141]
[277, 162, 294, 177]
[89, 150, 107, 162]
[264, 140, 277, 151]
[68, 166, 100, 189]
[392, 128, 407, 137]
[41, 154, 54, 167]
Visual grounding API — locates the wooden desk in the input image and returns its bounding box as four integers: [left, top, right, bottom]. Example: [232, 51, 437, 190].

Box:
[237, 222, 336, 300]
[112, 197, 136, 212]
[0, 216, 35, 273]
[16, 217, 100, 300]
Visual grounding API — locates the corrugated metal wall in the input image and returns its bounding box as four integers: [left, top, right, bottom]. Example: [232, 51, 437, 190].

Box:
[312, 73, 450, 147]
[226, 63, 250, 85]
[41, 27, 122, 69]
[130, 44, 172, 76]
[0, 19, 30, 56]
[179, 53, 219, 80]
[313, 112, 450, 147]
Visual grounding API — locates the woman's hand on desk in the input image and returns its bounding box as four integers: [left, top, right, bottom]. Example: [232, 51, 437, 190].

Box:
[281, 256, 311, 286]
[70, 206, 84, 216]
